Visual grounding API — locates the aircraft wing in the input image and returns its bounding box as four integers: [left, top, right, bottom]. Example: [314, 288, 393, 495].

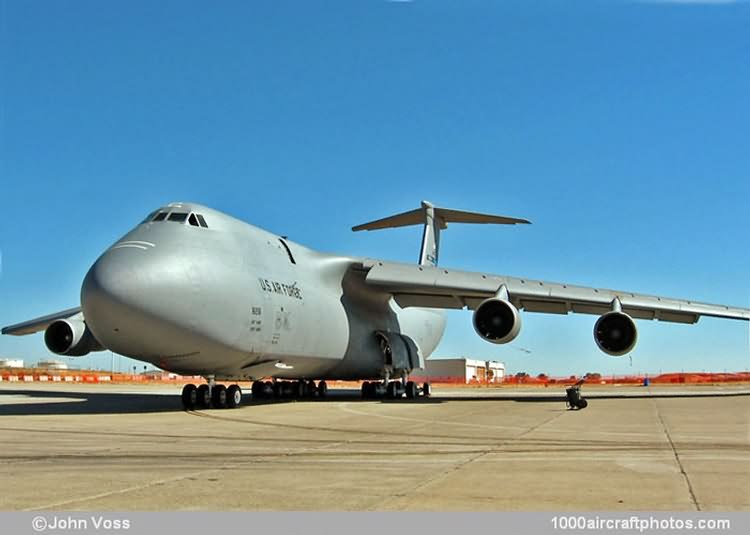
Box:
[358, 260, 750, 324]
[1, 307, 82, 336]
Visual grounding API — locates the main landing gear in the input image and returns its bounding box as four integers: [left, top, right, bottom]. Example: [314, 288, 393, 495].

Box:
[181, 381, 243, 410]
[361, 380, 431, 400]
[251, 380, 328, 400]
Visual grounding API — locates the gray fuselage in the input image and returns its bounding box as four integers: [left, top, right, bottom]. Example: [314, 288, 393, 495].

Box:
[80, 203, 446, 380]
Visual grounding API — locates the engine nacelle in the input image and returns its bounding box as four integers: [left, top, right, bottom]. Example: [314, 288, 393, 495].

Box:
[44, 319, 104, 356]
[472, 298, 522, 344]
[594, 311, 638, 356]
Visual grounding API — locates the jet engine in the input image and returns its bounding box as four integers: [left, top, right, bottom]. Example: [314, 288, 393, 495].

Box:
[44, 318, 104, 356]
[472, 298, 522, 344]
[594, 311, 637, 356]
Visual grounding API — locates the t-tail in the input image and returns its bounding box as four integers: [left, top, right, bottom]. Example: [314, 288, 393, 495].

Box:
[352, 201, 531, 266]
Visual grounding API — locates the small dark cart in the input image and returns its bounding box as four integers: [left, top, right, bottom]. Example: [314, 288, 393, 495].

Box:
[565, 379, 588, 410]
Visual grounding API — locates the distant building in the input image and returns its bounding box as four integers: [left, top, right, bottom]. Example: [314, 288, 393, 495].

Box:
[412, 357, 505, 384]
[37, 360, 69, 370]
[0, 358, 24, 368]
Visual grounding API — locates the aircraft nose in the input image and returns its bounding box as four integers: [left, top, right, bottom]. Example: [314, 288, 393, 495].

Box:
[81, 248, 150, 338]
[80, 244, 188, 357]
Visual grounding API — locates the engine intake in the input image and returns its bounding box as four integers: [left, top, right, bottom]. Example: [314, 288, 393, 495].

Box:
[44, 319, 103, 356]
[594, 311, 637, 356]
[472, 298, 522, 344]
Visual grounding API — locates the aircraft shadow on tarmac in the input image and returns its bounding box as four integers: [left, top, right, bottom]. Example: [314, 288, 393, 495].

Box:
[0, 387, 746, 416]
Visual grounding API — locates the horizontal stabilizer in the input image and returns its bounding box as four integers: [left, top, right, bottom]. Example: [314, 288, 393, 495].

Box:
[352, 203, 530, 232]
[352, 201, 531, 267]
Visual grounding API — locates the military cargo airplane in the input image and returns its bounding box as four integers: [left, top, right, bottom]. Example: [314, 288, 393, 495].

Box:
[3, 201, 748, 409]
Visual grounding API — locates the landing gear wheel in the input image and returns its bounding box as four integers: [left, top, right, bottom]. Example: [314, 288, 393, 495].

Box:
[181, 384, 197, 409]
[422, 382, 431, 398]
[577, 398, 588, 409]
[318, 380, 328, 398]
[307, 380, 317, 398]
[280, 382, 295, 398]
[251, 381, 264, 399]
[212, 384, 227, 408]
[226, 384, 242, 408]
[405, 381, 418, 399]
[196, 384, 211, 408]
[387, 381, 402, 399]
[362, 381, 378, 399]
[295, 381, 306, 399]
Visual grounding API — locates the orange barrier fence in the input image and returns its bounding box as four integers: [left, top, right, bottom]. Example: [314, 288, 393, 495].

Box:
[1, 369, 749, 386]
[0, 369, 203, 384]
[499, 372, 750, 386]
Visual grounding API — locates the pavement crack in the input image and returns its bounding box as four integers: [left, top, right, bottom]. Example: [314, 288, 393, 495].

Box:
[650, 398, 701, 511]
[369, 409, 566, 510]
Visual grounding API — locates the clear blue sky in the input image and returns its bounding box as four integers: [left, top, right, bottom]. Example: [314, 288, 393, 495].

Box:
[1, 0, 748, 376]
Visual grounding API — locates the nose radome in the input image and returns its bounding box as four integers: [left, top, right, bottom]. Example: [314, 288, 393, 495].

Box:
[82, 250, 141, 314]
[80, 244, 200, 360]
[80, 249, 147, 340]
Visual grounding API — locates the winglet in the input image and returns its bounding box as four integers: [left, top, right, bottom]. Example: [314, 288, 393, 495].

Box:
[352, 201, 530, 266]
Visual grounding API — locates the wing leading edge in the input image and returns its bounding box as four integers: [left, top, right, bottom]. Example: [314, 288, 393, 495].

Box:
[1, 307, 82, 336]
[358, 260, 750, 324]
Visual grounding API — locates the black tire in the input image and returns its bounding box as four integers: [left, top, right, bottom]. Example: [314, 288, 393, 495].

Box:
[181, 384, 197, 409]
[251, 381, 264, 399]
[422, 382, 432, 398]
[318, 380, 328, 398]
[307, 380, 317, 398]
[361, 381, 370, 399]
[295, 381, 306, 399]
[196, 384, 211, 408]
[387, 381, 401, 399]
[273, 382, 283, 398]
[578, 398, 588, 409]
[280, 382, 295, 398]
[226, 384, 242, 408]
[212, 384, 227, 408]
[405, 381, 418, 399]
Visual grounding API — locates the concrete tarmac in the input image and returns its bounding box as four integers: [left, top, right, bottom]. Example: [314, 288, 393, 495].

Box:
[0, 383, 748, 511]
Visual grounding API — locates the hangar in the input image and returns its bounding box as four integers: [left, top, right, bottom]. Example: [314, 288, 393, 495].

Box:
[412, 357, 506, 384]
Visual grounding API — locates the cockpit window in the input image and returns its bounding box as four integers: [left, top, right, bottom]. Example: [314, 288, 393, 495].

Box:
[168, 212, 188, 223]
[142, 210, 158, 223]
[148, 210, 208, 227]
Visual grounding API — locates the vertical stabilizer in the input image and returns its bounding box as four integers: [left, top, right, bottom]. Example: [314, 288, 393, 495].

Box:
[418, 201, 441, 266]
